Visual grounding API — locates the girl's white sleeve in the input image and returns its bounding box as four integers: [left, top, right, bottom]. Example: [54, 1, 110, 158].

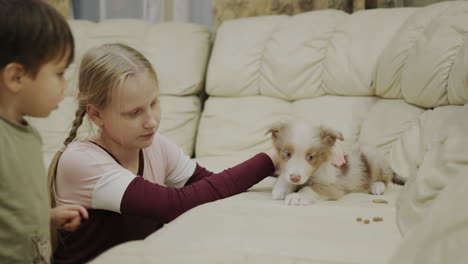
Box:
[54, 141, 136, 213]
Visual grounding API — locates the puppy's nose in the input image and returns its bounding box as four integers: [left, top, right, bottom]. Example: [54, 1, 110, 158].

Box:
[290, 174, 301, 183]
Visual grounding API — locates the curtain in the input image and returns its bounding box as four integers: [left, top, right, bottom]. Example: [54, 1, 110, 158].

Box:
[48, 0, 456, 30]
[213, 0, 353, 29]
[213, 0, 458, 29]
[70, 0, 211, 28]
[44, 0, 71, 18]
[356, 0, 456, 10]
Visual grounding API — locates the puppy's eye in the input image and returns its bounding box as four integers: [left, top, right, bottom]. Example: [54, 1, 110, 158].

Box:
[282, 150, 291, 159]
[307, 155, 314, 161]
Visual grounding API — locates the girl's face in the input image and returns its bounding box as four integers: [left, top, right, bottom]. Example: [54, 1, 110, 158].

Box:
[100, 71, 160, 150]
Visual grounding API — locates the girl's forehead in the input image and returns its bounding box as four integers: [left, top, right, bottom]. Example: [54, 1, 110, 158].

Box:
[112, 72, 159, 109]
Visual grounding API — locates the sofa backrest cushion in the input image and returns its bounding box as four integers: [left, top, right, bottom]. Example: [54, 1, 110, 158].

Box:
[29, 20, 211, 167]
[374, 1, 468, 108]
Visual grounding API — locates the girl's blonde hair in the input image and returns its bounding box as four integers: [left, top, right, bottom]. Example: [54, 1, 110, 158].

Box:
[48, 43, 158, 208]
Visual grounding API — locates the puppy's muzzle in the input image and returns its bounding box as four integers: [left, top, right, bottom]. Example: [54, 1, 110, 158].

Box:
[290, 173, 301, 183]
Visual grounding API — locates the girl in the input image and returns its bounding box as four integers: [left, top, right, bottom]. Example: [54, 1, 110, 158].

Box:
[49, 43, 279, 263]
[50, 43, 346, 263]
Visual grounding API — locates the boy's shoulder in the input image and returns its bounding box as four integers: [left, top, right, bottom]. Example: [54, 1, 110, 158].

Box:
[28, 122, 43, 143]
[0, 118, 6, 136]
[0, 116, 16, 132]
[0, 117, 42, 144]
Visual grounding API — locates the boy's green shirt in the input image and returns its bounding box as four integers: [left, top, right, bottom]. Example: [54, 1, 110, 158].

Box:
[0, 116, 51, 264]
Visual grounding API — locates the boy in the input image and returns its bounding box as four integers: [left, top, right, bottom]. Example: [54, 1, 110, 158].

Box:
[0, 0, 88, 263]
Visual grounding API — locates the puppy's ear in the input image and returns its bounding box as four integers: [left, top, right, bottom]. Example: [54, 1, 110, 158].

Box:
[319, 126, 344, 146]
[266, 121, 288, 141]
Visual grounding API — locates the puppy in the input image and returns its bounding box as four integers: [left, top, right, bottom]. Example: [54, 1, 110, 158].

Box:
[267, 120, 404, 206]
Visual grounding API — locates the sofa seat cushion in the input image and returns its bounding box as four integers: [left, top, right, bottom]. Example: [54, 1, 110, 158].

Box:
[90, 167, 403, 264]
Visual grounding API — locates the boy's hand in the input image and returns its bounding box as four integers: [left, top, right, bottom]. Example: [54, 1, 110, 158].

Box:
[331, 142, 347, 168]
[51, 205, 89, 232]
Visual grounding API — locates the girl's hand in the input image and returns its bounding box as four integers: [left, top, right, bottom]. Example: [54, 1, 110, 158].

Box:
[331, 141, 347, 168]
[265, 147, 280, 169]
[51, 205, 89, 232]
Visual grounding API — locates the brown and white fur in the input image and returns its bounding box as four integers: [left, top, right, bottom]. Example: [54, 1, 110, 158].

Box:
[267, 120, 404, 206]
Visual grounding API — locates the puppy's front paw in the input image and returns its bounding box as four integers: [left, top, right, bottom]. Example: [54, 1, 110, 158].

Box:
[272, 179, 294, 200]
[285, 193, 315, 206]
[370, 182, 386, 195]
[272, 186, 289, 200]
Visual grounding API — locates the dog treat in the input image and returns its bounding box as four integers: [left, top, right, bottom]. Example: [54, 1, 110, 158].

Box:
[372, 199, 388, 204]
[357, 217, 383, 223]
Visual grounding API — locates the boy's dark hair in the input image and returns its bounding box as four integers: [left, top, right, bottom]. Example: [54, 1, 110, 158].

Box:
[0, 0, 74, 77]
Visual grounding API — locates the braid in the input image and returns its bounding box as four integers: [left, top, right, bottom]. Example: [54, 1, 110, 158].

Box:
[64, 105, 86, 146]
[48, 104, 86, 206]
[48, 105, 86, 250]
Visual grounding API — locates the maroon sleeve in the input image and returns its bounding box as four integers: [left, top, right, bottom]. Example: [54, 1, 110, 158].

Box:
[184, 163, 214, 185]
[120, 153, 274, 223]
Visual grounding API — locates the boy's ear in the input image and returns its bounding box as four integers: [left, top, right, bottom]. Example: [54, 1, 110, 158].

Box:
[1, 63, 27, 93]
[86, 104, 104, 127]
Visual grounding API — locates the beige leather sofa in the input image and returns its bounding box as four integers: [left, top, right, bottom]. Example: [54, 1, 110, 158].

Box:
[30, 1, 468, 263]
